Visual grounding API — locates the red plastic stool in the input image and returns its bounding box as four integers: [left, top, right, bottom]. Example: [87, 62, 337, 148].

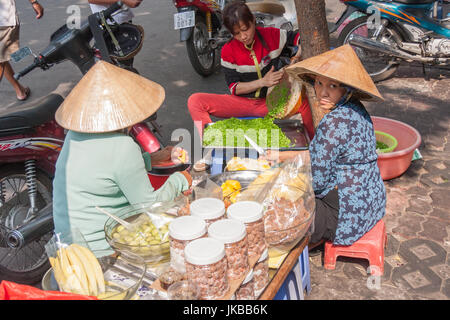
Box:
[324, 219, 387, 276]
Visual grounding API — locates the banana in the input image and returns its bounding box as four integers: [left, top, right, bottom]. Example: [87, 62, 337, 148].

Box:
[49, 256, 66, 292]
[65, 246, 90, 296]
[70, 244, 99, 296]
[71, 244, 105, 294]
[57, 247, 84, 295]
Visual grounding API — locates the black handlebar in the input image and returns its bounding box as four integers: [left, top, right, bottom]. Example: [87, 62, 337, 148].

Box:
[13, 1, 124, 80]
[13, 58, 40, 80]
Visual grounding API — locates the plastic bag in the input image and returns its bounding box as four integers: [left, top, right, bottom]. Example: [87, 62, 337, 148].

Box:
[241, 152, 316, 251]
[44, 229, 107, 298]
[0, 281, 97, 300]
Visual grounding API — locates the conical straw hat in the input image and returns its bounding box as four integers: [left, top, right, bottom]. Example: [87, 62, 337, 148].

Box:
[55, 60, 165, 133]
[285, 44, 383, 102]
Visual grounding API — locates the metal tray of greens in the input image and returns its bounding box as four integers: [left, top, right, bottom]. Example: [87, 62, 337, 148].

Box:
[202, 118, 310, 151]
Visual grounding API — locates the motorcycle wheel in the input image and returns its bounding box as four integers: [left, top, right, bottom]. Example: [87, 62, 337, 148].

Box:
[337, 16, 403, 82]
[186, 14, 219, 77]
[0, 165, 53, 284]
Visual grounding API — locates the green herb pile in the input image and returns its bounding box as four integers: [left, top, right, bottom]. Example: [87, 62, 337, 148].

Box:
[266, 85, 291, 118]
[376, 141, 389, 150]
[203, 116, 292, 148]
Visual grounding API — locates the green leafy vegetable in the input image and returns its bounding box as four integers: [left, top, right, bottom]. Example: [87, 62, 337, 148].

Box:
[203, 116, 292, 148]
[266, 85, 290, 118]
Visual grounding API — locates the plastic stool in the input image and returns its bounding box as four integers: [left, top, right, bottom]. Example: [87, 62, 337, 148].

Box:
[324, 219, 387, 276]
[274, 245, 311, 300]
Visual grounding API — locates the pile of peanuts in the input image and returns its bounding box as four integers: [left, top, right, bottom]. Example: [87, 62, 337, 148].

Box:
[253, 257, 269, 295]
[264, 196, 313, 246]
[185, 257, 229, 300]
[236, 275, 255, 300]
[169, 235, 206, 273]
[245, 218, 267, 257]
[223, 236, 249, 280]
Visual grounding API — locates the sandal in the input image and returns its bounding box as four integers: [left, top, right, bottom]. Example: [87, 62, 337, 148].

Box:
[17, 87, 31, 101]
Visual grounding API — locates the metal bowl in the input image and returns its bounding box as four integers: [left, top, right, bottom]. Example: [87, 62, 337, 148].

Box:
[42, 253, 146, 300]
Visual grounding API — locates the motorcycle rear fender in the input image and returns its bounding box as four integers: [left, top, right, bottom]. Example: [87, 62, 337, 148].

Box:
[330, 5, 360, 33]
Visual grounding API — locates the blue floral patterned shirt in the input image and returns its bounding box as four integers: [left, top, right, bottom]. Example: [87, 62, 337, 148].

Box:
[309, 96, 386, 245]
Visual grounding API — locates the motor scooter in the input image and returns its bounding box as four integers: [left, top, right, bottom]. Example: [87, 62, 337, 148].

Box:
[331, 0, 450, 81]
[173, 0, 297, 76]
[0, 2, 186, 284]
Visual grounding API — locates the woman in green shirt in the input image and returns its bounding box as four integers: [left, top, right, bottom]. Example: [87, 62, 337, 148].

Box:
[52, 61, 192, 256]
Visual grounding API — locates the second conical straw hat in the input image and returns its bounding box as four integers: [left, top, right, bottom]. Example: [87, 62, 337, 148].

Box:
[55, 60, 165, 133]
[286, 44, 383, 102]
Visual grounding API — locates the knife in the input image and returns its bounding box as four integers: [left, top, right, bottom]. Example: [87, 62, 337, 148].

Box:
[244, 134, 267, 156]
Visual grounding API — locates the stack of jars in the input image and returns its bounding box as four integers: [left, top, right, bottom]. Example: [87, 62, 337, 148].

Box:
[167, 199, 271, 300]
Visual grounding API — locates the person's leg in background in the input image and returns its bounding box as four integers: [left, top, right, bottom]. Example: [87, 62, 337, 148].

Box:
[187, 93, 268, 136]
[0, 25, 30, 101]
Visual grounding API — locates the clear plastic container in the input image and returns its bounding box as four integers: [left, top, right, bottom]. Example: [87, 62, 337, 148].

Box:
[253, 248, 269, 297]
[169, 216, 207, 274]
[184, 238, 229, 300]
[236, 269, 255, 300]
[226, 201, 267, 257]
[208, 219, 249, 280]
[190, 198, 226, 227]
[167, 280, 200, 300]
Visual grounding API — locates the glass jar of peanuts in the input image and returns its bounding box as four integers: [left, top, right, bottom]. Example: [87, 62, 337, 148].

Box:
[190, 198, 226, 228]
[253, 248, 269, 297]
[184, 238, 229, 300]
[208, 219, 249, 280]
[236, 270, 255, 300]
[226, 201, 267, 257]
[169, 216, 207, 274]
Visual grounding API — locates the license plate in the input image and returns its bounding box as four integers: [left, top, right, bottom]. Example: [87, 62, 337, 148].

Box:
[174, 11, 195, 30]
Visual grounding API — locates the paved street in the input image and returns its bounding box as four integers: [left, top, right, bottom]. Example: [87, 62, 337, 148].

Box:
[1, 0, 449, 300]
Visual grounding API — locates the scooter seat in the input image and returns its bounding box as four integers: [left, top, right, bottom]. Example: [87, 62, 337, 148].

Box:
[393, 0, 434, 4]
[246, 0, 286, 16]
[0, 93, 64, 137]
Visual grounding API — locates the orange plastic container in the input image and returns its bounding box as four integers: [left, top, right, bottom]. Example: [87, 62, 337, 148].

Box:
[371, 116, 421, 180]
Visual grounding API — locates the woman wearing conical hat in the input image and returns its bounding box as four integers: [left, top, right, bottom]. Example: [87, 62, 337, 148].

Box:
[260, 45, 386, 249]
[52, 61, 192, 256]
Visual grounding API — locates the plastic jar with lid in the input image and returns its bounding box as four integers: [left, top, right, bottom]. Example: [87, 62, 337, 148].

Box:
[253, 248, 269, 297]
[190, 198, 226, 227]
[236, 270, 255, 300]
[226, 201, 267, 257]
[184, 238, 229, 300]
[169, 216, 207, 274]
[208, 219, 249, 280]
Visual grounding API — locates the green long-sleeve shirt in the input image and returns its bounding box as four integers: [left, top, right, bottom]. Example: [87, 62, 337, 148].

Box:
[53, 131, 189, 256]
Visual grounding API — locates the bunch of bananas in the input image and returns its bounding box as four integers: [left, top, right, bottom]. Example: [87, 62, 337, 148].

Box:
[49, 244, 106, 297]
[221, 179, 241, 204]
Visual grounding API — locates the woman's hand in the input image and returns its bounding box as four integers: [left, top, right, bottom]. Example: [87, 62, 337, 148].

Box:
[179, 170, 193, 190]
[260, 66, 284, 87]
[258, 150, 282, 166]
[258, 150, 301, 166]
[122, 0, 143, 8]
[32, 2, 44, 19]
[150, 146, 189, 165]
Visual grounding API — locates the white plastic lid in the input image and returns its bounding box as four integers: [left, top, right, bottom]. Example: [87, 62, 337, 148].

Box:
[242, 269, 254, 285]
[190, 198, 226, 220]
[184, 238, 226, 266]
[226, 201, 263, 223]
[208, 219, 246, 244]
[169, 216, 207, 241]
[258, 248, 269, 262]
